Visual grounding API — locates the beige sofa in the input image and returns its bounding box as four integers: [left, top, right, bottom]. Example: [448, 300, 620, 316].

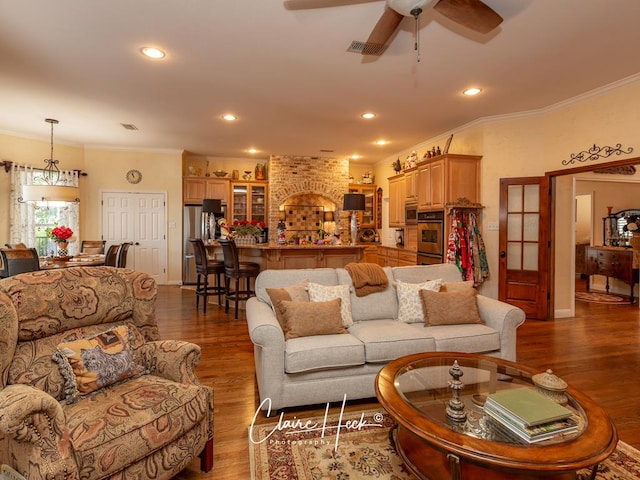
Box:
[0, 267, 213, 480]
[246, 263, 526, 413]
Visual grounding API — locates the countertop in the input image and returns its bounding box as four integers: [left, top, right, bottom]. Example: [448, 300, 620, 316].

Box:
[204, 241, 367, 250]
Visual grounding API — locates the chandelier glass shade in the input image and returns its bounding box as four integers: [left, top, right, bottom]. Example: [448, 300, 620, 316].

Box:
[19, 118, 80, 204]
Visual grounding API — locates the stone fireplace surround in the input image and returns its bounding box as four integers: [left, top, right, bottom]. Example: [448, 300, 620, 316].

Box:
[268, 155, 351, 242]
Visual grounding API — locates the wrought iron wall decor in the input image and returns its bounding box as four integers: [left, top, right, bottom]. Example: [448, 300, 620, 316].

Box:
[562, 143, 633, 166]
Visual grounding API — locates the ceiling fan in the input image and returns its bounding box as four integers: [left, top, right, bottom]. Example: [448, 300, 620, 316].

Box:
[286, 0, 503, 56]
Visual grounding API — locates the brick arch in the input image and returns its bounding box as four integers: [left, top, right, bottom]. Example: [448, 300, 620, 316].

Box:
[270, 179, 345, 206]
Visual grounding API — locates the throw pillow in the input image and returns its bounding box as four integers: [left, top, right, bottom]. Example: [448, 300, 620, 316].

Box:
[266, 280, 310, 329]
[53, 324, 146, 403]
[279, 298, 347, 339]
[306, 282, 353, 327]
[395, 278, 444, 323]
[420, 288, 484, 326]
[440, 280, 475, 293]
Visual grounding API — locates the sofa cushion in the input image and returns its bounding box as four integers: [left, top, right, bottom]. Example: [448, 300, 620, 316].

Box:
[396, 278, 443, 323]
[348, 320, 436, 363]
[53, 325, 146, 403]
[63, 374, 211, 479]
[393, 264, 463, 284]
[336, 267, 398, 322]
[279, 298, 347, 339]
[409, 323, 501, 353]
[307, 282, 353, 327]
[266, 279, 310, 328]
[420, 288, 483, 326]
[285, 334, 365, 373]
[256, 268, 338, 307]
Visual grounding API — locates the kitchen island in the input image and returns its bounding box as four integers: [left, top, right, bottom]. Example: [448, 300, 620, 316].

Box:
[205, 242, 366, 270]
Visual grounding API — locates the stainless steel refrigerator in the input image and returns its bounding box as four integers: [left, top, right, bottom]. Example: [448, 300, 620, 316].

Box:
[183, 204, 226, 284]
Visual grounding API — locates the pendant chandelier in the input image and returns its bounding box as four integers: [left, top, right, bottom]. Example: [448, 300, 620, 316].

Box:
[19, 118, 80, 204]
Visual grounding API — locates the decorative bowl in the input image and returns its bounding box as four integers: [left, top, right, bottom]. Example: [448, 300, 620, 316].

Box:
[213, 170, 228, 177]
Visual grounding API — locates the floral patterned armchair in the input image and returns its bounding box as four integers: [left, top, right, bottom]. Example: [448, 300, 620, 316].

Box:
[0, 267, 213, 479]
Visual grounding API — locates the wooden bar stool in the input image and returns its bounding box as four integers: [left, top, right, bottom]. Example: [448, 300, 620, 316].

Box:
[218, 238, 260, 319]
[189, 238, 225, 313]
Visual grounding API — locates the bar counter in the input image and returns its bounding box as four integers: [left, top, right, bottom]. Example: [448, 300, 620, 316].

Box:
[205, 242, 366, 270]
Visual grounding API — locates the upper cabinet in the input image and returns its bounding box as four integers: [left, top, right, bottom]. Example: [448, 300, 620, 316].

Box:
[404, 167, 418, 204]
[231, 181, 268, 223]
[417, 154, 481, 210]
[183, 177, 230, 205]
[348, 184, 377, 229]
[388, 175, 405, 228]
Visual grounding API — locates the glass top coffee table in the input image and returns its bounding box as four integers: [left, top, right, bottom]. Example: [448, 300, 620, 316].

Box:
[375, 352, 618, 480]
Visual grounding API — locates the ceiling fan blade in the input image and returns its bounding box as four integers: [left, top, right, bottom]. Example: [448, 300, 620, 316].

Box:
[364, 6, 404, 53]
[433, 0, 503, 34]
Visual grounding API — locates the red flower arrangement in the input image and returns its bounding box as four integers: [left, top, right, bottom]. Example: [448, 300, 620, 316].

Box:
[46, 225, 74, 243]
[232, 219, 266, 237]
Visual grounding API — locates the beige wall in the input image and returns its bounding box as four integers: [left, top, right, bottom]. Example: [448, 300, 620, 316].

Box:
[0, 138, 183, 284]
[375, 75, 640, 313]
[82, 148, 183, 284]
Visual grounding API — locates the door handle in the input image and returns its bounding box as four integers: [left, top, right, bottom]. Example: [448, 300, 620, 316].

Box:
[499, 251, 506, 258]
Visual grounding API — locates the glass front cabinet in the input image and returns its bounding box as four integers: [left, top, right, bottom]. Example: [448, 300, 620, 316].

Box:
[348, 184, 377, 229]
[231, 182, 268, 223]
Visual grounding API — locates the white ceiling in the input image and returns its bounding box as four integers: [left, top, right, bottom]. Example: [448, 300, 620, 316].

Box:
[1, 0, 640, 164]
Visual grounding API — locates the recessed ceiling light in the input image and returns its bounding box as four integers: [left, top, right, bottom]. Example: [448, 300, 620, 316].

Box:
[140, 47, 165, 59]
[375, 140, 388, 146]
[247, 148, 258, 154]
[222, 114, 237, 121]
[361, 112, 376, 119]
[463, 87, 482, 96]
[351, 154, 360, 159]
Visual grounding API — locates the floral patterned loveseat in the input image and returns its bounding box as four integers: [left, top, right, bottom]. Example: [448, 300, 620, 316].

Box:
[0, 266, 213, 479]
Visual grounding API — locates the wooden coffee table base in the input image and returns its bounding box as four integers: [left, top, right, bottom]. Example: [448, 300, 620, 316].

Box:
[392, 426, 598, 480]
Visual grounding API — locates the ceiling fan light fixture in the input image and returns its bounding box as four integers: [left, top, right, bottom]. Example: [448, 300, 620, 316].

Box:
[386, 0, 429, 17]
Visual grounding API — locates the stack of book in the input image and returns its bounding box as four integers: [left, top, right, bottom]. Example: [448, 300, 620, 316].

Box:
[484, 387, 578, 443]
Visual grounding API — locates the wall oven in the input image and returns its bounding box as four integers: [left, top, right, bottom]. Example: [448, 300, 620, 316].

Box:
[404, 203, 418, 225]
[417, 210, 445, 264]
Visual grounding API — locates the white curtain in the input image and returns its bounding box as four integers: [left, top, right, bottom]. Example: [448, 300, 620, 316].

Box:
[9, 164, 80, 253]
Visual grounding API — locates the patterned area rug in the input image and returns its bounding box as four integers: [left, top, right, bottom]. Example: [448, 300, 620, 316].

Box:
[248, 408, 640, 480]
[576, 291, 628, 304]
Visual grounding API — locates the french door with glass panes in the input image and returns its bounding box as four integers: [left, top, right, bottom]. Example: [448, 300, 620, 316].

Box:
[498, 177, 550, 320]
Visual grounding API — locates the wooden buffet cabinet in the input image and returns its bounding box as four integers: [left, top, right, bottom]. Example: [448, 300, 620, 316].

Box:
[585, 246, 637, 302]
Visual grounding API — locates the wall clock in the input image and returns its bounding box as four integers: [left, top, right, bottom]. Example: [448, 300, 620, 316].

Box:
[126, 169, 142, 184]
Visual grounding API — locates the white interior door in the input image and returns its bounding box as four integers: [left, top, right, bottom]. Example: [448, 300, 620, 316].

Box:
[101, 191, 167, 284]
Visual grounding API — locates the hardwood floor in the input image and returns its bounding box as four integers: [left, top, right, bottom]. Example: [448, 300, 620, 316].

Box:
[159, 283, 640, 479]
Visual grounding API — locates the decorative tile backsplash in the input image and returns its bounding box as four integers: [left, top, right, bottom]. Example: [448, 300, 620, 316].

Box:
[268, 155, 350, 241]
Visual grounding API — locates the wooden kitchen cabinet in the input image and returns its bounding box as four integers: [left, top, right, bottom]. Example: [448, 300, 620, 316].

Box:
[388, 175, 405, 228]
[231, 181, 268, 223]
[585, 246, 637, 302]
[183, 177, 230, 204]
[404, 167, 418, 203]
[348, 184, 377, 229]
[417, 160, 443, 209]
[417, 154, 481, 210]
[362, 245, 378, 263]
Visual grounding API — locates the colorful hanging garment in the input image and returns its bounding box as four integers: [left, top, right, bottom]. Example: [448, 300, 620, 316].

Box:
[445, 209, 490, 284]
